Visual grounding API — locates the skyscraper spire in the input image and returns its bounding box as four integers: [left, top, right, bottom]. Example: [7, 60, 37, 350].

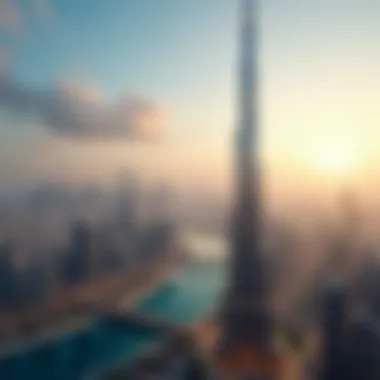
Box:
[214, 0, 279, 377]
[225, 0, 265, 328]
[231, 0, 264, 304]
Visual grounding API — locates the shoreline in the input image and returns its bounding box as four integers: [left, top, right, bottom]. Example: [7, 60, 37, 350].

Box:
[0, 251, 182, 355]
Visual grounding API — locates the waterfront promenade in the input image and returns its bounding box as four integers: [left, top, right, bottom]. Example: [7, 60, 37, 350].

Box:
[0, 256, 226, 379]
[0, 250, 178, 351]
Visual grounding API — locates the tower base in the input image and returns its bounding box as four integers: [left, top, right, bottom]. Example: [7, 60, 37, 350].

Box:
[213, 302, 281, 379]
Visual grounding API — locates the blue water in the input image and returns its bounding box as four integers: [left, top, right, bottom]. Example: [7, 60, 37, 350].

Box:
[0, 319, 162, 380]
[0, 259, 225, 379]
[137, 260, 226, 323]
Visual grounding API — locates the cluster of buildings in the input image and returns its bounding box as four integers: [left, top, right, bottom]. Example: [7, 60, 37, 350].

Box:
[0, 241, 48, 311]
[314, 252, 380, 380]
[0, 183, 176, 314]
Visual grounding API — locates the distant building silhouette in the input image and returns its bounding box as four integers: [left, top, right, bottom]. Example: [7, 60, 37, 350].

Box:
[344, 310, 380, 380]
[354, 252, 380, 316]
[63, 221, 93, 284]
[0, 242, 18, 310]
[317, 272, 380, 380]
[116, 172, 139, 238]
[95, 226, 123, 275]
[19, 257, 48, 305]
[319, 279, 347, 380]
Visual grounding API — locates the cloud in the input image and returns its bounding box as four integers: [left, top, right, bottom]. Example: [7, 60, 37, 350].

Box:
[30, 0, 55, 25]
[0, 0, 55, 36]
[0, 45, 9, 72]
[0, 76, 167, 140]
[0, 0, 22, 33]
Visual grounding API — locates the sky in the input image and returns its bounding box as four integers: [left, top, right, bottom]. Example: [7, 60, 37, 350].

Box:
[1, 0, 380, 215]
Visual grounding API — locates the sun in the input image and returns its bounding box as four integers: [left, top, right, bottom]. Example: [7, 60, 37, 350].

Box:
[314, 143, 351, 174]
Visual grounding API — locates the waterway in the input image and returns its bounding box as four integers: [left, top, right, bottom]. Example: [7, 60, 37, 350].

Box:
[0, 235, 226, 379]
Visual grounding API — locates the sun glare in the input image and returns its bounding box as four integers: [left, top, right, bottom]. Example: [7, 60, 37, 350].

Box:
[315, 144, 351, 174]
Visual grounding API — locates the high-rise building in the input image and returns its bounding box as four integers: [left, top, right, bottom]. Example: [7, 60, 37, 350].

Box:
[214, 0, 280, 377]
[94, 225, 123, 276]
[63, 221, 93, 284]
[116, 171, 139, 236]
[344, 309, 380, 380]
[0, 242, 18, 310]
[19, 256, 48, 305]
[319, 279, 347, 380]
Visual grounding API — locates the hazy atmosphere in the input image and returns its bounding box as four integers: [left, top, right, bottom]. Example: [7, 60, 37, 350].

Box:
[1, 1, 380, 244]
[1, 1, 380, 379]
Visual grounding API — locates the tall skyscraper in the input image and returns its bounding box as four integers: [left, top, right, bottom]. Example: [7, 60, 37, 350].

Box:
[320, 279, 348, 380]
[63, 221, 92, 284]
[214, 0, 279, 378]
[117, 171, 138, 236]
[0, 242, 18, 310]
[19, 257, 48, 305]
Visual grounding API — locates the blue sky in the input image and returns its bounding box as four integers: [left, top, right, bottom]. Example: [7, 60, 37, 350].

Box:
[1, 0, 380, 204]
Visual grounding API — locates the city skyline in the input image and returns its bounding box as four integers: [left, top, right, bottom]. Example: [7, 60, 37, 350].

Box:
[1, 2, 380, 378]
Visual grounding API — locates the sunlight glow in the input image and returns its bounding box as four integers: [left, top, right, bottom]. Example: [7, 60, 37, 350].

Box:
[315, 143, 351, 174]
